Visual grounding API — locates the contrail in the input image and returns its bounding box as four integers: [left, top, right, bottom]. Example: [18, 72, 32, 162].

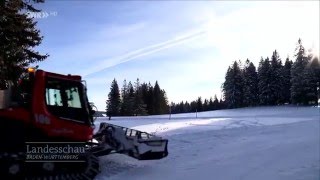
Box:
[83, 30, 206, 77]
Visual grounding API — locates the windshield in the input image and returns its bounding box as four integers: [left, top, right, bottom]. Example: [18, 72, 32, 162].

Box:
[45, 77, 90, 124]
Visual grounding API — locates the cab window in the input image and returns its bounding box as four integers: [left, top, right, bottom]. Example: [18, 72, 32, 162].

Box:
[45, 77, 89, 123]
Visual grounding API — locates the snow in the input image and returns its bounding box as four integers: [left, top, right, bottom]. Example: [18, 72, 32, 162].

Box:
[94, 106, 320, 180]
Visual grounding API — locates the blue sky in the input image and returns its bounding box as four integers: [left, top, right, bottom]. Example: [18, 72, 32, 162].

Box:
[34, 1, 319, 110]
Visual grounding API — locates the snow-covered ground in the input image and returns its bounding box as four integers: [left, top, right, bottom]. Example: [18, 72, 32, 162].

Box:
[95, 106, 320, 180]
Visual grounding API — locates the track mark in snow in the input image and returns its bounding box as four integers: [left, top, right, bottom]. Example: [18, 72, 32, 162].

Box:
[95, 154, 148, 179]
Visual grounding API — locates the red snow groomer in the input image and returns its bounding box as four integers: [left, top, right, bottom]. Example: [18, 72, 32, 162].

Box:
[0, 68, 168, 180]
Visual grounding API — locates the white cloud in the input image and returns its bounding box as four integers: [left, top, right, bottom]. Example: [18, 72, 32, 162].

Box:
[82, 29, 206, 77]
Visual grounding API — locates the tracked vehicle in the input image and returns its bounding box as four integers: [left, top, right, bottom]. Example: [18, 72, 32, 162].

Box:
[0, 68, 168, 179]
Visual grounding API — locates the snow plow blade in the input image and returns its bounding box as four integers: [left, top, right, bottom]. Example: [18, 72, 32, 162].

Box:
[93, 122, 168, 160]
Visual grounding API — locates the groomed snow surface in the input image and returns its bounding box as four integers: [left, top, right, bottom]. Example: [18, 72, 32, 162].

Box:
[95, 106, 320, 180]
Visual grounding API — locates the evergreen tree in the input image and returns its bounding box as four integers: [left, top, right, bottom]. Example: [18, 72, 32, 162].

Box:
[223, 61, 244, 108]
[190, 101, 197, 112]
[106, 79, 121, 118]
[126, 81, 135, 115]
[196, 97, 203, 112]
[282, 57, 293, 104]
[0, 0, 48, 88]
[219, 99, 226, 109]
[159, 89, 169, 114]
[146, 82, 154, 115]
[243, 59, 259, 106]
[303, 52, 320, 105]
[269, 50, 283, 105]
[120, 79, 130, 115]
[258, 57, 272, 105]
[291, 39, 309, 104]
[140, 82, 149, 114]
[170, 102, 176, 114]
[184, 101, 191, 112]
[213, 95, 219, 110]
[177, 101, 185, 113]
[153, 81, 161, 114]
[208, 97, 214, 110]
[310, 56, 320, 105]
[133, 78, 147, 115]
[203, 99, 209, 111]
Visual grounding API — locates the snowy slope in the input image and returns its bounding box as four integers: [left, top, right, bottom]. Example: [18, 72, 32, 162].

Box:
[95, 106, 320, 180]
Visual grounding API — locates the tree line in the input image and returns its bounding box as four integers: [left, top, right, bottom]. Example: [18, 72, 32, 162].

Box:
[106, 39, 319, 117]
[106, 78, 169, 117]
[106, 78, 227, 116]
[170, 95, 226, 114]
[223, 39, 320, 108]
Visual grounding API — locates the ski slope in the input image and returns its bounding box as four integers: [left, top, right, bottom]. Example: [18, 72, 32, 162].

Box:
[95, 106, 320, 180]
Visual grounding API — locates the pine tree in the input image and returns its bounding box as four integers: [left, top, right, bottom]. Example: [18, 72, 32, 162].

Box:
[140, 82, 149, 114]
[170, 102, 176, 114]
[146, 82, 154, 115]
[178, 101, 185, 113]
[126, 81, 135, 115]
[203, 99, 209, 111]
[282, 57, 293, 104]
[0, 0, 48, 88]
[310, 56, 320, 105]
[159, 89, 169, 114]
[190, 101, 197, 112]
[184, 101, 191, 112]
[120, 79, 130, 115]
[219, 99, 226, 109]
[269, 50, 283, 105]
[213, 95, 219, 110]
[153, 81, 162, 115]
[208, 97, 214, 110]
[106, 79, 121, 118]
[303, 51, 320, 105]
[291, 39, 309, 105]
[258, 57, 272, 105]
[223, 61, 244, 108]
[196, 97, 203, 112]
[133, 78, 147, 115]
[243, 59, 258, 106]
